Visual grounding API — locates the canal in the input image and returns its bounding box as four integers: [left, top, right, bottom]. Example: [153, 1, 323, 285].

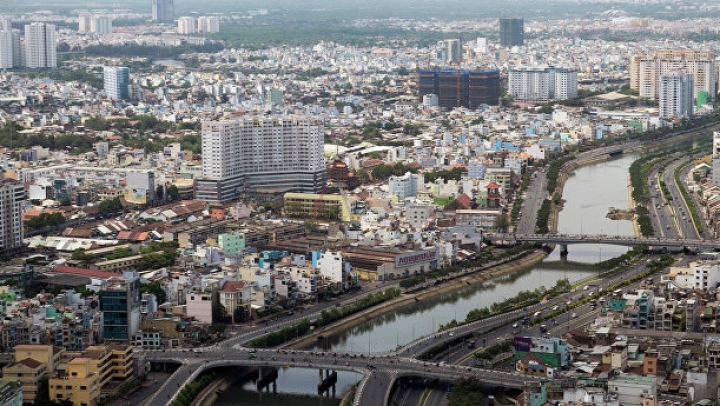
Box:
[214, 154, 637, 403]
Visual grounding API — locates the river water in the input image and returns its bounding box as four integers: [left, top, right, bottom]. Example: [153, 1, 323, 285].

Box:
[214, 154, 636, 403]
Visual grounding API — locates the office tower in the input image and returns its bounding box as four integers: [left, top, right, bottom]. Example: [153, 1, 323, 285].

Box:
[508, 66, 578, 103]
[177, 16, 196, 34]
[418, 69, 501, 109]
[103, 66, 130, 100]
[24, 23, 56, 68]
[499, 18, 524, 47]
[151, 0, 175, 22]
[0, 180, 24, 255]
[195, 116, 326, 202]
[100, 271, 141, 342]
[197, 16, 220, 33]
[78, 13, 91, 33]
[90, 15, 112, 34]
[632, 49, 715, 101]
[659, 71, 694, 120]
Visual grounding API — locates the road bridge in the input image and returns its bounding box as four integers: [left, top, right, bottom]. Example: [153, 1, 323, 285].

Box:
[142, 347, 542, 406]
[487, 233, 716, 254]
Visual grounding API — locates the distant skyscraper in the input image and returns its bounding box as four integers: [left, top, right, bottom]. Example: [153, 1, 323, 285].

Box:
[659, 71, 694, 120]
[499, 18, 524, 47]
[0, 29, 13, 68]
[177, 16, 196, 34]
[90, 15, 112, 34]
[152, 0, 175, 22]
[24, 23, 56, 68]
[418, 69, 500, 109]
[508, 66, 578, 103]
[195, 117, 326, 202]
[443, 39, 462, 64]
[78, 13, 92, 33]
[197, 16, 220, 33]
[104, 66, 130, 100]
[0, 180, 24, 256]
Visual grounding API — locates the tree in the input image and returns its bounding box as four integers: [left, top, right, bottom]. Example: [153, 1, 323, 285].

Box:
[155, 185, 164, 200]
[59, 197, 72, 207]
[166, 185, 180, 202]
[355, 169, 370, 184]
[494, 213, 510, 232]
[233, 306, 248, 323]
[212, 302, 229, 323]
[98, 197, 122, 215]
[140, 281, 167, 304]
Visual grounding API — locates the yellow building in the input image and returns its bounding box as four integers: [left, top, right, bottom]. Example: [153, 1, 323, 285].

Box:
[283, 192, 354, 222]
[82, 345, 134, 391]
[109, 345, 134, 381]
[49, 358, 101, 406]
[2, 344, 64, 402]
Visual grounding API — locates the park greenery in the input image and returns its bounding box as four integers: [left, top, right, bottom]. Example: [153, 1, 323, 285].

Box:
[138, 241, 179, 271]
[535, 199, 552, 234]
[168, 372, 217, 406]
[545, 155, 575, 194]
[24, 212, 65, 231]
[140, 281, 168, 304]
[474, 339, 513, 361]
[250, 319, 312, 347]
[447, 377, 491, 406]
[674, 160, 703, 235]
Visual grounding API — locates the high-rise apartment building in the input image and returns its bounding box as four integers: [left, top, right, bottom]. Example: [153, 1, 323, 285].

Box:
[712, 132, 720, 186]
[631, 49, 715, 101]
[103, 66, 130, 100]
[418, 69, 501, 109]
[0, 180, 24, 256]
[197, 16, 220, 33]
[659, 71, 694, 120]
[151, 0, 175, 22]
[78, 13, 91, 33]
[24, 23, 56, 68]
[177, 16, 196, 34]
[195, 117, 326, 202]
[79, 14, 112, 34]
[100, 271, 141, 342]
[508, 66, 578, 103]
[499, 18, 524, 47]
[0, 29, 13, 68]
[443, 39, 462, 64]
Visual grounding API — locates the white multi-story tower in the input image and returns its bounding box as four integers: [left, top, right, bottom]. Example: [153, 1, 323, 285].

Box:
[633, 50, 715, 101]
[0, 29, 13, 68]
[152, 0, 175, 22]
[659, 71, 694, 120]
[78, 13, 92, 33]
[444, 39, 462, 64]
[90, 15, 112, 34]
[508, 66, 577, 103]
[24, 23, 56, 68]
[104, 66, 130, 100]
[177, 16, 196, 34]
[195, 116, 326, 202]
[0, 179, 25, 255]
[197, 16, 220, 33]
[713, 132, 720, 186]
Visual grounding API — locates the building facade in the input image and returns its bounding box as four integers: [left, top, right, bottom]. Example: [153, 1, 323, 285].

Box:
[24, 23, 56, 68]
[508, 66, 578, 103]
[100, 272, 141, 342]
[418, 69, 501, 109]
[103, 66, 130, 100]
[197, 16, 220, 33]
[499, 18, 524, 47]
[177, 16, 196, 34]
[658, 71, 694, 120]
[195, 117, 326, 202]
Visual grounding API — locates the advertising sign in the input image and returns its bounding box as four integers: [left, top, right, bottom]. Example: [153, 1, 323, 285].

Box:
[395, 249, 437, 268]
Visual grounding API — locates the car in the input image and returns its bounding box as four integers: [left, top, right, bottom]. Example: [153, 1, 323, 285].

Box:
[552, 305, 559, 311]
[512, 322, 519, 328]
[448, 332, 454, 336]
[571, 313, 577, 318]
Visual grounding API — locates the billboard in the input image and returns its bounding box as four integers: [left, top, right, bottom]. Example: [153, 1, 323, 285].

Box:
[395, 249, 437, 268]
[123, 187, 147, 205]
[514, 336, 532, 352]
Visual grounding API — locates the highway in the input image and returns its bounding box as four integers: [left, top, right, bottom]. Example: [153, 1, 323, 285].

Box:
[517, 168, 548, 234]
[487, 233, 715, 251]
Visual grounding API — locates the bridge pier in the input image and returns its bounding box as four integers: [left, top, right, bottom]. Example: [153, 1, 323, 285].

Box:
[318, 369, 338, 396]
[560, 244, 568, 257]
[256, 367, 278, 392]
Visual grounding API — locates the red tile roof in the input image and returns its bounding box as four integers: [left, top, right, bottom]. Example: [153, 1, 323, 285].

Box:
[220, 280, 245, 292]
[52, 266, 117, 279]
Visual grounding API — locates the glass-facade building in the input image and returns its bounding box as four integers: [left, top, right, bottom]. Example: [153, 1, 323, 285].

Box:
[100, 272, 140, 342]
[418, 69, 501, 109]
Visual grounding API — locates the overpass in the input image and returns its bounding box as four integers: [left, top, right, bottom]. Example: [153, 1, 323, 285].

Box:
[142, 346, 543, 406]
[487, 233, 716, 254]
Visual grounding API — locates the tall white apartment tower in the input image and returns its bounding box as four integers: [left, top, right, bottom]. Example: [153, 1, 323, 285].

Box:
[197, 16, 220, 33]
[0, 29, 13, 68]
[90, 15, 112, 34]
[78, 13, 92, 33]
[195, 116, 326, 202]
[508, 66, 578, 103]
[0, 179, 25, 255]
[177, 17, 196, 34]
[633, 50, 715, 101]
[445, 39, 462, 64]
[24, 23, 56, 68]
[659, 71, 694, 120]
